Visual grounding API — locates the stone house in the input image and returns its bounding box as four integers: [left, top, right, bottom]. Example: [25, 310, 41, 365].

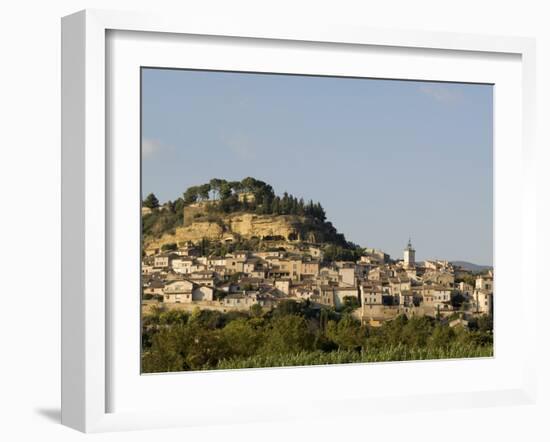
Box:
[222, 292, 258, 309]
[293, 285, 317, 300]
[359, 254, 384, 265]
[143, 279, 165, 297]
[288, 258, 302, 280]
[172, 257, 195, 274]
[177, 245, 200, 257]
[274, 279, 291, 295]
[188, 271, 216, 287]
[253, 250, 284, 260]
[319, 267, 340, 284]
[360, 284, 384, 305]
[422, 271, 454, 288]
[212, 265, 227, 278]
[318, 285, 337, 306]
[389, 278, 411, 296]
[192, 285, 214, 302]
[225, 257, 245, 274]
[248, 270, 266, 279]
[189, 263, 207, 273]
[163, 279, 194, 303]
[458, 281, 474, 296]
[404, 268, 418, 280]
[368, 266, 389, 281]
[475, 275, 493, 291]
[333, 286, 359, 309]
[338, 266, 356, 287]
[243, 259, 260, 274]
[154, 253, 177, 269]
[419, 286, 453, 309]
[300, 260, 320, 279]
[237, 277, 264, 290]
[267, 258, 296, 279]
[207, 256, 226, 268]
[233, 251, 249, 261]
[431, 287, 453, 311]
[473, 289, 493, 315]
[398, 290, 417, 307]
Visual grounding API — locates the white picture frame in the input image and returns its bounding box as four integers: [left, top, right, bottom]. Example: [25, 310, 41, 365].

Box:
[61, 9, 537, 433]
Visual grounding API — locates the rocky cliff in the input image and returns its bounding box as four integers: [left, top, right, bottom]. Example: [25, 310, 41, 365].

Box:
[144, 212, 329, 250]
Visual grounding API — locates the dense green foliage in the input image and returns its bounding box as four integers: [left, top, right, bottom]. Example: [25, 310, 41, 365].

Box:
[143, 193, 159, 209]
[160, 242, 178, 252]
[141, 301, 493, 373]
[322, 243, 365, 262]
[185, 177, 328, 221]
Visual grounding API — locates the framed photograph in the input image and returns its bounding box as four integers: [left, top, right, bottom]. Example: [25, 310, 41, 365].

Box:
[61, 9, 537, 433]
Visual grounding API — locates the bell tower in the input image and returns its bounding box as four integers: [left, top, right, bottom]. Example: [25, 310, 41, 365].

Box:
[404, 238, 415, 268]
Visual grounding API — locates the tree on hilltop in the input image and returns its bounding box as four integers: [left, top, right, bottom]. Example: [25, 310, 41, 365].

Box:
[183, 187, 199, 204]
[198, 183, 211, 201]
[143, 193, 159, 209]
[271, 196, 281, 215]
[220, 182, 233, 200]
[209, 178, 224, 200]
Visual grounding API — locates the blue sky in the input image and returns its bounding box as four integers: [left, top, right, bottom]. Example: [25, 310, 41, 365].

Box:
[142, 68, 493, 265]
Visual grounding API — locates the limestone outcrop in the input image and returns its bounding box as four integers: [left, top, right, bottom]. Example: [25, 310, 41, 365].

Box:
[144, 212, 324, 249]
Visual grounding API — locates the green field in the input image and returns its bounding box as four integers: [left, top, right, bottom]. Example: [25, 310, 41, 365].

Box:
[215, 344, 493, 370]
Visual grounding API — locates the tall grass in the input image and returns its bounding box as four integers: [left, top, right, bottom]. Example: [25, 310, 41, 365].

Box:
[216, 343, 493, 370]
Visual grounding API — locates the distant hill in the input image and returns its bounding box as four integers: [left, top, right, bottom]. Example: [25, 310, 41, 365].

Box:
[451, 261, 493, 272]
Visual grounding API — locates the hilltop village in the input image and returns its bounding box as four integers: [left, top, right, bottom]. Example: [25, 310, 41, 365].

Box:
[142, 181, 493, 327]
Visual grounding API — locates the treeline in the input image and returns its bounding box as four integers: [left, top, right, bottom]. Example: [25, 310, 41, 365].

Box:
[141, 301, 494, 373]
[144, 177, 327, 220]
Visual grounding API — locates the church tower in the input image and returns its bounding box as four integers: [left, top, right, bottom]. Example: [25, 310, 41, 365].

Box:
[404, 238, 415, 268]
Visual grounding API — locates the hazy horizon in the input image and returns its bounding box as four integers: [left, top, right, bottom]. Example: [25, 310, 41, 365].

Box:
[142, 68, 493, 265]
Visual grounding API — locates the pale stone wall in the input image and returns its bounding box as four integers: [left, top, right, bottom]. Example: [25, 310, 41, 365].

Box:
[192, 285, 214, 301]
[339, 267, 356, 287]
[275, 279, 290, 295]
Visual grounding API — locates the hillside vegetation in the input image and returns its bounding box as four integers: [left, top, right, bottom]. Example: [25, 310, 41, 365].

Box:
[142, 177, 362, 260]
